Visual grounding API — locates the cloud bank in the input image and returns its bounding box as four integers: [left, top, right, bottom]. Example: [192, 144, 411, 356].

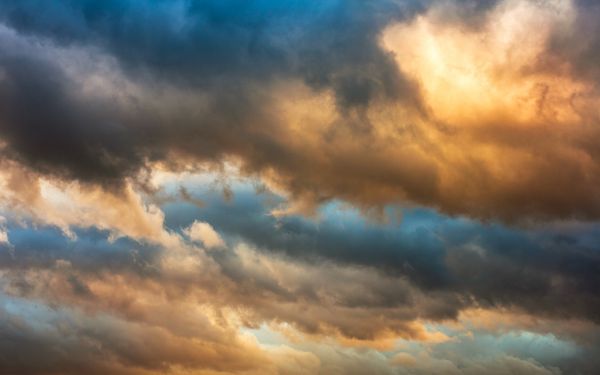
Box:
[0, 0, 599, 374]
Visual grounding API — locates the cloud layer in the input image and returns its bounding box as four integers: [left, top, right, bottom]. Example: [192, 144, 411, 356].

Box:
[0, 0, 598, 219]
[0, 0, 599, 374]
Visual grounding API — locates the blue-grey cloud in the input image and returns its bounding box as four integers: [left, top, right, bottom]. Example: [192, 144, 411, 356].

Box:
[159, 186, 600, 324]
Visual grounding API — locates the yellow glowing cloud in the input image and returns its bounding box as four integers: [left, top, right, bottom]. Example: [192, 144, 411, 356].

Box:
[382, 0, 594, 128]
[0, 159, 178, 246]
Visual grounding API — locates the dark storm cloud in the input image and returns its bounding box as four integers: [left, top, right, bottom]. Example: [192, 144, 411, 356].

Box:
[192, 191, 450, 289]
[0, 54, 142, 185]
[0, 0, 430, 190]
[0, 0, 598, 221]
[168, 188, 600, 323]
[0, 0, 420, 96]
[444, 223, 600, 322]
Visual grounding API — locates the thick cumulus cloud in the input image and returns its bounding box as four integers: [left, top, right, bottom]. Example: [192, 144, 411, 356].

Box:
[0, 0, 600, 374]
[1, 0, 600, 219]
[0, 0, 424, 187]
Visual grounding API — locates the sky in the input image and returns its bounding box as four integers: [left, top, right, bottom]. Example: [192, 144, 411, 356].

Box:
[0, 0, 599, 374]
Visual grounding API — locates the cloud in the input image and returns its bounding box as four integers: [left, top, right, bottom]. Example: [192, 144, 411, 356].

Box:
[0, 293, 275, 375]
[1, 0, 598, 221]
[0, 163, 598, 373]
[0, 159, 180, 247]
[0, 0, 424, 191]
[183, 221, 225, 249]
[0, 196, 598, 373]
[160, 184, 600, 326]
[0, 216, 8, 245]
[0, 1, 598, 373]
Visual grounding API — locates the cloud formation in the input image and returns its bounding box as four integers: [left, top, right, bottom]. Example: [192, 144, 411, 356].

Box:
[0, 0, 598, 220]
[0, 0, 599, 374]
[0, 169, 598, 373]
